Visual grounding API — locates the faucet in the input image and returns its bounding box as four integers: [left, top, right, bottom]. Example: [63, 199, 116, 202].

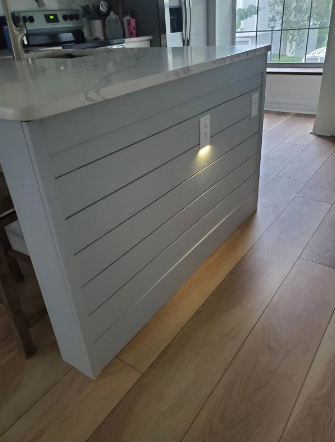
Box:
[1, 0, 25, 60]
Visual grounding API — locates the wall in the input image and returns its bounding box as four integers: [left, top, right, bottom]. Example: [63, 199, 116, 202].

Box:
[207, 0, 216, 45]
[207, 0, 235, 46]
[216, 0, 234, 45]
[121, 0, 160, 46]
[314, 0, 335, 134]
[265, 74, 322, 115]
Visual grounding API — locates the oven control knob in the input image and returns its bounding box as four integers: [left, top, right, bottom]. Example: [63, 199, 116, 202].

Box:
[22, 16, 28, 23]
[28, 15, 35, 23]
[69, 14, 74, 21]
[63, 14, 68, 21]
[74, 14, 80, 20]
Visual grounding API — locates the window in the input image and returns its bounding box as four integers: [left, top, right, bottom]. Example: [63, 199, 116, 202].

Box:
[235, 0, 333, 64]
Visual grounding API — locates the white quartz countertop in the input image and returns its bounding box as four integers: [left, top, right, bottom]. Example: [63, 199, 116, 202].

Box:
[0, 45, 270, 121]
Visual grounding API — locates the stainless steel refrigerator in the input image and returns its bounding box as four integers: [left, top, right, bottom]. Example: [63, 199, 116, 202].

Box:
[122, 0, 207, 47]
[160, 0, 207, 47]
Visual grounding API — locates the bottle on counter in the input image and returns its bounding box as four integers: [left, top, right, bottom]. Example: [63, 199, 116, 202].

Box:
[127, 18, 136, 38]
[105, 12, 123, 40]
[123, 15, 131, 38]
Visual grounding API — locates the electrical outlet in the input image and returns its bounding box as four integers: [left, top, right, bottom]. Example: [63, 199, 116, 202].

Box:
[200, 115, 210, 150]
[251, 92, 259, 117]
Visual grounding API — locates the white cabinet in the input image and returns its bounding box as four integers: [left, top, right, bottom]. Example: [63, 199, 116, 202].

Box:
[0, 50, 268, 379]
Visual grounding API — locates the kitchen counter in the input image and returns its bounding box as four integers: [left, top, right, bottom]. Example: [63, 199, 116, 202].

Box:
[0, 45, 269, 377]
[0, 45, 270, 120]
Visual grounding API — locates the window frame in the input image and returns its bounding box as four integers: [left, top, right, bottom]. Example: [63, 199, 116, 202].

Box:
[234, 0, 332, 67]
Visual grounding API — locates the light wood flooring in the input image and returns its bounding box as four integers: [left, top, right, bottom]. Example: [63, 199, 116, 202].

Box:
[2, 111, 335, 442]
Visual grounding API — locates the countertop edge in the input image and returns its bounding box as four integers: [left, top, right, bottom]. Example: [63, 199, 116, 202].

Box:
[1, 46, 270, 122]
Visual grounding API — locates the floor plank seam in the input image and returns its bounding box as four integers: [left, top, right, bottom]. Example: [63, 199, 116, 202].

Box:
[299, 202, 332, 260]
[0, 366, 73, 438]
[277, 306, 335, 442]
[261, 116, 315, 160]
[117, 192, 314, 380]
[261, 140, 312, 160]
[264, 114, 313, 137]
[179, 253, 305, 442]
[300, 256, 335, 270]
[262, 116, 314, 145]
[115, 356, 144, 375]
[0, 321, 52, 367]
[259, 143, 311, 192]
[259, 143, 315, 191]
[262, 113, 293, 135]
[297, 150, 335, 200]
[295, 194, 333, 204]
[261, 138, 335, 198]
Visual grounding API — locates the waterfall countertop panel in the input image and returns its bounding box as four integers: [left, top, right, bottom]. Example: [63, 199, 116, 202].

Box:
[0, 45, 270, 121]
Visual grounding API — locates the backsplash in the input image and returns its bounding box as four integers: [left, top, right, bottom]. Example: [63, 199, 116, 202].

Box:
[0, 0, 97, 15]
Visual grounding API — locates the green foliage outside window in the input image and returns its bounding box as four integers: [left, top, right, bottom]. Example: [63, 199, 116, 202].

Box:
[268, 0, 332, 52]
[236, 5, 259, 30]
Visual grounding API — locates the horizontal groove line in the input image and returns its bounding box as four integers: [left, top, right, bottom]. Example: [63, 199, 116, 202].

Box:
[65, 114, 254, 221]
[81, 154, 258, 287]
[93, 189, 256, 341]
[55, 86, 261, 179]
[74, 130, 259, 254]
[88, 173, 257, 317]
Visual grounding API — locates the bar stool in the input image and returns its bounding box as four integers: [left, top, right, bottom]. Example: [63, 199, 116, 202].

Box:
[0, 172, 46, 357]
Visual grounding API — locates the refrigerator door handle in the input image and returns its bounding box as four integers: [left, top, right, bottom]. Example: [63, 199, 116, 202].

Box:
[182, 0, 187, 46]
[187, 0, 192, 46]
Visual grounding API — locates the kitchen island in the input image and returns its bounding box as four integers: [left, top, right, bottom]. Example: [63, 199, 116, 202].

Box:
[0, 45, 269, 378]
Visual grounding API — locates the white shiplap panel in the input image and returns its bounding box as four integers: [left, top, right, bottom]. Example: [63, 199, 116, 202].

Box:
[76, 143, 259, 285]
[67, 115, 260, 252]
[51, 74, 262, 178]
[83, 171, 257, 314]
[89, 179, 257, 339]
[93, 192, 258, 370]
[57, 90, 258, 218]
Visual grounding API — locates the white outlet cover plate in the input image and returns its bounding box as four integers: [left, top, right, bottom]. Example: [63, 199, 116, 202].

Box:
[200, 114, 210, 150]
[251, 92, 259, 117]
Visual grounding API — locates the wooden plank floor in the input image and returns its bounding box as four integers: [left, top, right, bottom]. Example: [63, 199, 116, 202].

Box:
[2, 112, 335, 442]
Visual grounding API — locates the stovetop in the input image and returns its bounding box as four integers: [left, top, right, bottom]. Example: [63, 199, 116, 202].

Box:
[15, 8, 125, 51]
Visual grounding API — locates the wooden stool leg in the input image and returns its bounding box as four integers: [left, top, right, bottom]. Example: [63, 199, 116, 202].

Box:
[0, 238, 34, 357]
[0, 228, 23, 282]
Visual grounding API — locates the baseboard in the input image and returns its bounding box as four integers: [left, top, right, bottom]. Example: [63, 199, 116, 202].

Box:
[265, 98, 318, 115]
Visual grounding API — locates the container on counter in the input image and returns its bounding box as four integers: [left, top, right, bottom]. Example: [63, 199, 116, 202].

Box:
[123, 15, 130, 38]
[91, 19, 104, 39]
[105, 12, 123, 40]
[127, 18, 136, 38]
[83, 18, 92, 39]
